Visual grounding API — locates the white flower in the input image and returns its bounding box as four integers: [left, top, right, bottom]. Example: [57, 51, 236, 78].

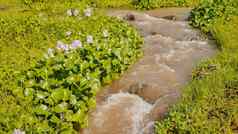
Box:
[73, 9, 79, 16]
[103, 30, 109, 38]
[84, 8, 92, 17]
[87, 35, 94, 44]
[40, 104, 48, 111]
[66, 31, 72, 36]
[96, 47, 100, 51]
[60, 113, 64, 120]
[67, 9, 73, 16]
[13, 129, 25, 134]
[47, 48, 54, 57]
[71, 40, 82, 49]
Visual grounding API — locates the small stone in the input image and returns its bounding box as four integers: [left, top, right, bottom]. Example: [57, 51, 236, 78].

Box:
[124, 13, 136, 21]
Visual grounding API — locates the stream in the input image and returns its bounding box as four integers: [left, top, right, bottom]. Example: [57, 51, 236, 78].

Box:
[81, 8, 217, 134]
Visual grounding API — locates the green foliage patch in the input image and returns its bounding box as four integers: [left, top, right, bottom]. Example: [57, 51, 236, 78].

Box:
[0, 2, 143, 133]
[156, 0, 238, 133]
[133, 0, 200, 9]
[190, 0, 238, 32]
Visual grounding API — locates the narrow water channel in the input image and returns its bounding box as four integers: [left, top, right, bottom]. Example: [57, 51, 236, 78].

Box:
[82, 9, 217, 134]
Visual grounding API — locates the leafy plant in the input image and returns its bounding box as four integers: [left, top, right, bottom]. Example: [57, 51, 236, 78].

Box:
[190, 0, 237, 32]
[156, 1, 238, 134]
[0, 2, 143, 133]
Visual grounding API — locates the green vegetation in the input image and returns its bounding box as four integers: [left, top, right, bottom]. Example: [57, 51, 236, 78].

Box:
[190, 0, 238, 32]
[132, 0, 199, 9]
[0, 0, 199, 10]
[1, 0, 238, 134]
[94, 0, 133, 9]
[156, 0, 238, 133]
[0, 1, 143, 133]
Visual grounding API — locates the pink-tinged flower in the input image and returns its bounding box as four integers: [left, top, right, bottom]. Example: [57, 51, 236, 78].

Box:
[66, 9, 73, 16]
[56, 41, 65, 50]
[84, 8, 92, 17]
[103, 30, 109, 38]
[47, 48, 54, 57]
[87, 35, 94, 44]
[71, 40, 82, 49]
[66, 31, 72, 36]
[62, 44, 69, 52]
[56, 41, 69, 52]
[13, 129, 25, 134]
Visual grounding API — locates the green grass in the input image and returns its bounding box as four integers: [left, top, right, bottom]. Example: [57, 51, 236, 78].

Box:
[94, 0, 133, 9]
[133, 0, 200, 9]
[95, 0, 200, 9]
[155, 4, 238, 134]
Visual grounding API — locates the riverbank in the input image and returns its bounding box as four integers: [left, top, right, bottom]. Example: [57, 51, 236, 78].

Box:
[155, 1, 238, 133]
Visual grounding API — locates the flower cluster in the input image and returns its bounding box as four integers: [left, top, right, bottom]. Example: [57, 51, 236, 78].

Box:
[56, 40, 82, 53]
[46, 29, 110, 58]
[45, 8, 110, 59]
[66, 8, 92, 17]
[84, 8, 92, 17]
[66, 9, 79, 17]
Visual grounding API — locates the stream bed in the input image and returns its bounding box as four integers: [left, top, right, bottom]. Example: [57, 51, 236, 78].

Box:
[82, 9, 217, 134]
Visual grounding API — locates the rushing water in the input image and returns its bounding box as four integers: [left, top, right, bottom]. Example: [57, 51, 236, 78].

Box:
[82, 9, 216, 134]
[83, 93, 153, 134]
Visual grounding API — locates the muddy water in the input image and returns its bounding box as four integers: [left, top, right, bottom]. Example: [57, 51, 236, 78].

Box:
[145, 7, 192, 21]
[82, 9, 216, 134]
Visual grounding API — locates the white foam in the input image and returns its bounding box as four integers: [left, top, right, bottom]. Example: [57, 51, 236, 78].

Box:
[107, 93, 153, 134]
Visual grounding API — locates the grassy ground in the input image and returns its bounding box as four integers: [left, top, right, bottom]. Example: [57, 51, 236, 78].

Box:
[155, 1, 238, 133]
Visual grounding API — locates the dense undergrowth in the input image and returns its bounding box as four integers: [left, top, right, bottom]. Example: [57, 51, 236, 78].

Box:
[156, 0, 238, 133]
[0, 1, 143, 133]
[132, 0, 200, 9]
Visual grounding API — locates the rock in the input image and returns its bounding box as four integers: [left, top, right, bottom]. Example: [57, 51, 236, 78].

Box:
[149, 92, 180, 120]
[0, 5, 8, 11]
[142, 121, 155, 134]
[124, 13, 136, 21]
